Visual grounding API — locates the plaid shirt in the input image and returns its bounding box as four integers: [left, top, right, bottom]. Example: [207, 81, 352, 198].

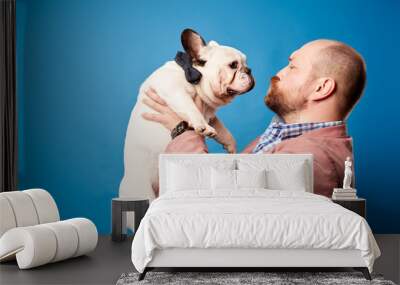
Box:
[252, 117, 344, 154]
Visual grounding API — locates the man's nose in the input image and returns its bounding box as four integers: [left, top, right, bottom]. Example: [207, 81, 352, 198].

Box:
[276, 67, 286, 78]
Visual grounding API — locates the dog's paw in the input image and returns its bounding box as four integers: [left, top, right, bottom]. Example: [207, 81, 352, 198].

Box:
[194, 124, 217, 137]
[224, 143, 237, 154]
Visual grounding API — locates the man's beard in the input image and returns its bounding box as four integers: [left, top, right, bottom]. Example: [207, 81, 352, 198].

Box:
[264, 76, 307, 118]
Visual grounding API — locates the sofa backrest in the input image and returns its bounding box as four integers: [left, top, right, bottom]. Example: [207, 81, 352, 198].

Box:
[159, 154, 313, 196]
[0, 189, 59, 237]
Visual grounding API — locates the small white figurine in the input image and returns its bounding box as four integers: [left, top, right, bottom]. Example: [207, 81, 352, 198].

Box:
[343, 157, 353, 189]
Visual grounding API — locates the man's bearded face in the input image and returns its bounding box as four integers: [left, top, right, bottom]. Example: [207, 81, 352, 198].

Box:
[265, 42, 321, 118]
[264, 75, 308, 117]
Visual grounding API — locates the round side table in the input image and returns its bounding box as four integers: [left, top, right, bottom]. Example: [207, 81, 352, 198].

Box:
[111, 197, 149, 242]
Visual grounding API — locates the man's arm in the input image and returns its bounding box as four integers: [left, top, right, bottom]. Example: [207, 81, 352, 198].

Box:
[165, 131, 208, 153]
[141, 88, 262, 154]
[241, 137, 260, 154]
[141, 88, 209, 153]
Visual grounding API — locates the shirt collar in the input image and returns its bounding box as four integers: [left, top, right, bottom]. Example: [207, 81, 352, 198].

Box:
[252, 117, 344, 154]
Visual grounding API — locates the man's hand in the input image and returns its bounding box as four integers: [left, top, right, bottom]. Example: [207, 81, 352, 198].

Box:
[141, 88, 183, 131]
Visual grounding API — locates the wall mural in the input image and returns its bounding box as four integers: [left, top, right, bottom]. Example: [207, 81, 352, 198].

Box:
[119, 28, 363, 230]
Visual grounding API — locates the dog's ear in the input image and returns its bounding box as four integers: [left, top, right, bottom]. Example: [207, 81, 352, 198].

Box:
[208, 40, 219, 47]
[181, 29, 206, 60]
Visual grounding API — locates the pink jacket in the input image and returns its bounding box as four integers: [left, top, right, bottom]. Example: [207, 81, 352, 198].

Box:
[164, 125, 353, 198]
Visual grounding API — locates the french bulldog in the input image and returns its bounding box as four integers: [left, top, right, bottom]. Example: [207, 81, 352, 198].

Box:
[119, 29, 255, 210]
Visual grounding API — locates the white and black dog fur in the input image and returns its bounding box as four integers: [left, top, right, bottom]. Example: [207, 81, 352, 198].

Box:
[119, 29, 255, 217]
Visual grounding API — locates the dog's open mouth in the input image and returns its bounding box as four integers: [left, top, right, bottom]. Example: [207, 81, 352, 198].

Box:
[226, 88, 240, 96]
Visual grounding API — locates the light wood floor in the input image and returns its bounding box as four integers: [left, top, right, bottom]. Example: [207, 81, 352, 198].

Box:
[0, 235, 399, 285]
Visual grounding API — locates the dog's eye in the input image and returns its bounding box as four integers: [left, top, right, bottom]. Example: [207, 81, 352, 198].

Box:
[229, 61, 238, 69]
[196, 59, 206, 67]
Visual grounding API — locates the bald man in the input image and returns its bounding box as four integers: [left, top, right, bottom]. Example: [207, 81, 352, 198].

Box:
[142, 39, 367, 198]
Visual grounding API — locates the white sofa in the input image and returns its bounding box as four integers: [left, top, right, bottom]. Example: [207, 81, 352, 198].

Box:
[0, 189, 98, 269]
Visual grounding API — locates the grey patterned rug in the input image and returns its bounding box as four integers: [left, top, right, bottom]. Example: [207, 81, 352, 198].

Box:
[116, 271, 396, 285]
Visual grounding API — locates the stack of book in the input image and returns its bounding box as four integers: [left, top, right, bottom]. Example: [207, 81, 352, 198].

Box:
[332, 188, 357, 199]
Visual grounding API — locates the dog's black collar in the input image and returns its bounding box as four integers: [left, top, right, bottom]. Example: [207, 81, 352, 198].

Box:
[174, 51, 202, 84]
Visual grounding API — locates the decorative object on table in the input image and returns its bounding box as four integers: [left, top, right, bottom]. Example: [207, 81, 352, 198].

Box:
[112, 197, 149, 242]
[343, 156, 353, 189]
[332, 188, 358, 199]
[332, 198, 366, 218]
[0, 189, 98, 269]
[332, 157, 357, 199]
[116, 271, 394, 285]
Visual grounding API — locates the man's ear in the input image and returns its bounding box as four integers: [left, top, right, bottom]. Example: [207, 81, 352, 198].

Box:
[181, 28, 206, 60]
[311, 77, 336, 101]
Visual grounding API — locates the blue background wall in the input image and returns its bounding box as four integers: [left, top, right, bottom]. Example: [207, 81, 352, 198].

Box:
[16, 0, 400, 234]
